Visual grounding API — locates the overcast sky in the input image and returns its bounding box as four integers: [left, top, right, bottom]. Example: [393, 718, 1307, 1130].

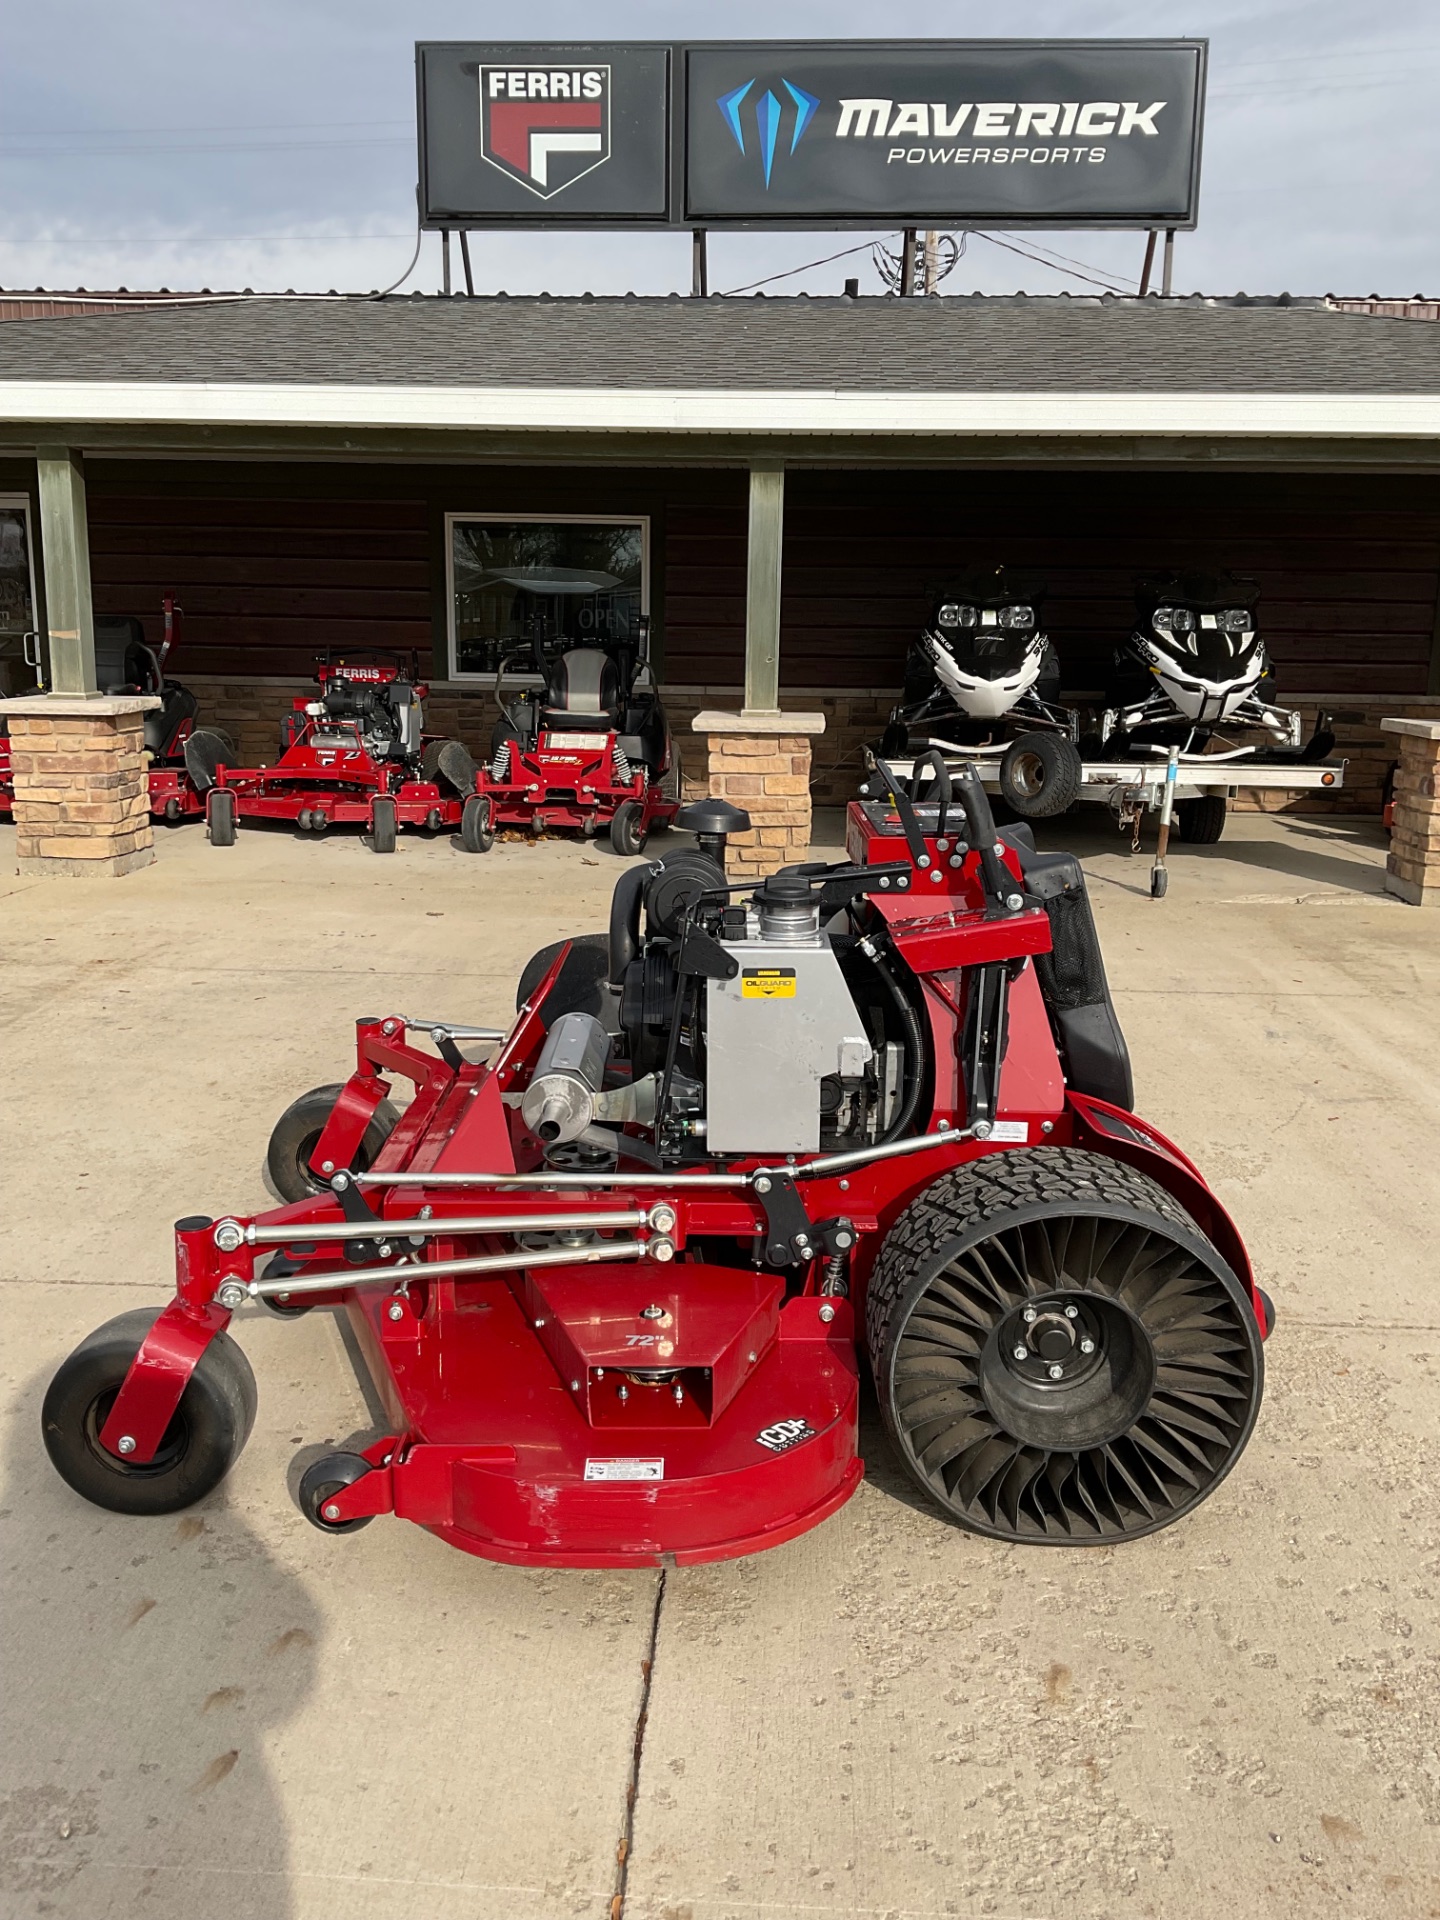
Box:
[3, 0, 1437, 301]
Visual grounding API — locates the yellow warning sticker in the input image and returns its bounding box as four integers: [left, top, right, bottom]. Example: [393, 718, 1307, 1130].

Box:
[741, 967, 797, 999]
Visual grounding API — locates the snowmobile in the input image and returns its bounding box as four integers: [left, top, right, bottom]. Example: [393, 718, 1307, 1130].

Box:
[878, 568, 1083, 820]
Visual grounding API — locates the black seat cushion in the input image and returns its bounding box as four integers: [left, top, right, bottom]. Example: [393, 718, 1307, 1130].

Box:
[543, 649, 620, 727]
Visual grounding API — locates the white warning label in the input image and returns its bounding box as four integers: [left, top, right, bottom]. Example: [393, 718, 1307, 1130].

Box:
[584, 1458, 664, 1482]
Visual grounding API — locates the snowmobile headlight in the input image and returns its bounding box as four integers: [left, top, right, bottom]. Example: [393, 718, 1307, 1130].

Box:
[1219, 607, 1252, 632]
[1153, 606, 1195, 636]
[937, 604, 979, 629]
[997, 604, 1036, 631]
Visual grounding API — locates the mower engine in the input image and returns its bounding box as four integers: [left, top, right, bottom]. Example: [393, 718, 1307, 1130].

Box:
[310, 663, 422, 763]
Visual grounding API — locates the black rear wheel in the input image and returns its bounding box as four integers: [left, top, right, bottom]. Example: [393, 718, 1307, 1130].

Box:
[998, 733, 1083, 820]
[42, 1309, 256, 1515]
[867, 1148, 1263, 1544]
[1176, 795, 1227, 844]
[266, 1083, 401, 1204]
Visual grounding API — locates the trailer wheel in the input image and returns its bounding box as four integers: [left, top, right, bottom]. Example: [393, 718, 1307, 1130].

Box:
[266, 1083, 401, 1204]
[1177, 795, 1227, 844]
[370, 796, 397, 855]
[867, 1148, 1263, 1544]
[298, 1452, 375, 1532]
[42, 1309, 256, 1516]
[610, 801, 647, 857]
[998, 733, 1083, 819]
[460, 794, 494, 854]
[206, 788, 237, 846]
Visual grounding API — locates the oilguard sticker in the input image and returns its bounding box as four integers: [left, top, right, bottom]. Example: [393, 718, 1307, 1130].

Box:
[756, 1418, 817, 1454]
[988, 1120, 1030, 1144]
[741, 967, 796, 999]
[584, 1458, 664, 1482]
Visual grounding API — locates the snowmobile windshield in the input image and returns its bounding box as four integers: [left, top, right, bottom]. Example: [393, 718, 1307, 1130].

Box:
[929, 625, 1036, 683]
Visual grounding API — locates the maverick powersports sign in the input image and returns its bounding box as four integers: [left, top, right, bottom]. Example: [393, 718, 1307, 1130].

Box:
[417, 40, 1205, 230]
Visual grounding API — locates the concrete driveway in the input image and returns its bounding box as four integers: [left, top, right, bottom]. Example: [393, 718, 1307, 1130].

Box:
[1, 807, 1437, 1920]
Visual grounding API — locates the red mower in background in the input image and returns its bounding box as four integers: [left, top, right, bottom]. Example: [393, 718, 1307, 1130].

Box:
[0, 596, 228, 821]
[477, 616, 681, 855]
[42, 754, 1271, 1566]
[200, 650, 490, 854]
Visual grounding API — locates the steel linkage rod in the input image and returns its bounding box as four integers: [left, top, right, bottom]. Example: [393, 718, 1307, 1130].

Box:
[243, 1207, 657, 1246]
[223, 1237, 651, 1304]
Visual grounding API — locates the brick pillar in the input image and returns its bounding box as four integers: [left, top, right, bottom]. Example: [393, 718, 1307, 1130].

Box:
[691, 709, 825, 880]
[1383, 718, 1440, 906]
[4, 694, 159, 877]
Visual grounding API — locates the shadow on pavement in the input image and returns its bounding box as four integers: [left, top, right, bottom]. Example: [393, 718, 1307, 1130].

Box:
[0, 1360, 319, 1920]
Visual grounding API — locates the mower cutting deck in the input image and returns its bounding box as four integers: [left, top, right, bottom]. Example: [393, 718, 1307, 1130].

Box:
[43, 763, 1271, 1566]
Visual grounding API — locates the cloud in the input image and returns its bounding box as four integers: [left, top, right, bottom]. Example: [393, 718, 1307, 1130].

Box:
[2, 0, 1437, 298]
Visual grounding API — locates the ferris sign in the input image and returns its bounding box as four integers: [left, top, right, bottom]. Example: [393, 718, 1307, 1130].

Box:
[417, 39, 1206, 230]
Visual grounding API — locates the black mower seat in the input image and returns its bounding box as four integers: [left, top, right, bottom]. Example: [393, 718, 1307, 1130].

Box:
[543, 648, 621, 730]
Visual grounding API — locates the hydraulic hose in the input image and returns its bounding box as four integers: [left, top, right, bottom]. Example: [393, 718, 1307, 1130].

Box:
[860, 935, 926, 1145]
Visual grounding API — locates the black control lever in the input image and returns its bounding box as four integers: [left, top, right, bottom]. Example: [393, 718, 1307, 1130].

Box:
[909, 748, 953, 842]
[871, 758, 936, 872]
[950, 762, 1022, 913]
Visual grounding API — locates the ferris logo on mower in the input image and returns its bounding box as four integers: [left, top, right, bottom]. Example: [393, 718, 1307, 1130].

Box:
[479, 65, 611, 197]
[756, 1418, 817, 1454]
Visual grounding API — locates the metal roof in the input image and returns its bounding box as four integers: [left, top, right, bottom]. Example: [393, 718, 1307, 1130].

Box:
[1, 292, 1438, 394]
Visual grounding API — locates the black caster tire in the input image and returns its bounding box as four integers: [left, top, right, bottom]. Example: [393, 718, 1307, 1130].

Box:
[370, 796, 397, 855]
[266, 1083, 401, 1205]
[867, 1148, 1263, 1544]
[998, 733, 1083, 820]
[460, 793, 494, 853]
[42, 1308, 256, 1516]
[207, 788, 237, 847]
[610, 800, 647, 858]
[298, 1452, 374, 1532]
[1176, 795, 1227, 845]
[1150, 866, 1169, 898]
[257, 1254, 314, 1316]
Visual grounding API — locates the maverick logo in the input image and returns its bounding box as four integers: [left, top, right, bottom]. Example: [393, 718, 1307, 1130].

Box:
[479, 65, 610, 198]
[716, 77, 820, 187]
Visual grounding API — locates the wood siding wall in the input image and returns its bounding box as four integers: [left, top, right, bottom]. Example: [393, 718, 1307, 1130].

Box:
[67, 461, 1440, 698]
[664, 470, 1440, 697]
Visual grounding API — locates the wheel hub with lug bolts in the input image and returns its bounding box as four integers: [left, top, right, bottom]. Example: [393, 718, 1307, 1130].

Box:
[1001, 1294, 1104, 1388]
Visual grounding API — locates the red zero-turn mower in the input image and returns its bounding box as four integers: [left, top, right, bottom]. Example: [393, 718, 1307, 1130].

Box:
[478, 617, 681, 855]
[199, 651, 488, 853]
[42, 755, 1272, 1562]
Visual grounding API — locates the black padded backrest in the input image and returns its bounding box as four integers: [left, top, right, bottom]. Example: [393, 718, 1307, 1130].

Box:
[92, 616, 147, 690]
[546, 648, 619, 718]
[1015, 847, 1134, 1112]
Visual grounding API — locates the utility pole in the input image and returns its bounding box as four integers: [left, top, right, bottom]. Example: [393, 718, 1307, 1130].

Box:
[691, 230, 708, 298]
[1161, 228, 1175, 297]
[900, 227, 917, 296]
[1138, 230, 1157, 297]
[922, 229, 939, 295]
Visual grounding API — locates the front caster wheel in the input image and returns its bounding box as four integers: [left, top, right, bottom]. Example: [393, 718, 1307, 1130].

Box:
[610, 800, 647, 857]
[867, 1149, 1263, 1544]
[42, 1309, 256, 1516]
[460, 794, 494, 853]
[206, 788, 237, 847]
[266, 1083, 401, 1205]
[298, 1452, 374, 1532]
[369, 796, 397, 854]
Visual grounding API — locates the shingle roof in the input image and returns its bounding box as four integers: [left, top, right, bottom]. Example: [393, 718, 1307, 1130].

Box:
[1, 292, 1438, 394]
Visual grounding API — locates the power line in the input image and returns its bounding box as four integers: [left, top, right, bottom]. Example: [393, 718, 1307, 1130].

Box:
[719, 237, 899, 296]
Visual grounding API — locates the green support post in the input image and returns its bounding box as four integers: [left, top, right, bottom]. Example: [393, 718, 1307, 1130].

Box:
[35, 445, 97, 696]
[743, 463, 785, 716]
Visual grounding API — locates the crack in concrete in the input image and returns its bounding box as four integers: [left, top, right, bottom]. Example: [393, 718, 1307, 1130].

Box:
[611, 1567, 667, 1920]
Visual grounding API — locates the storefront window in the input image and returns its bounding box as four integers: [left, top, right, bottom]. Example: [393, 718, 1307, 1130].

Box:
[448, 515, 646, 679]
[0, 498, 38, 698]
